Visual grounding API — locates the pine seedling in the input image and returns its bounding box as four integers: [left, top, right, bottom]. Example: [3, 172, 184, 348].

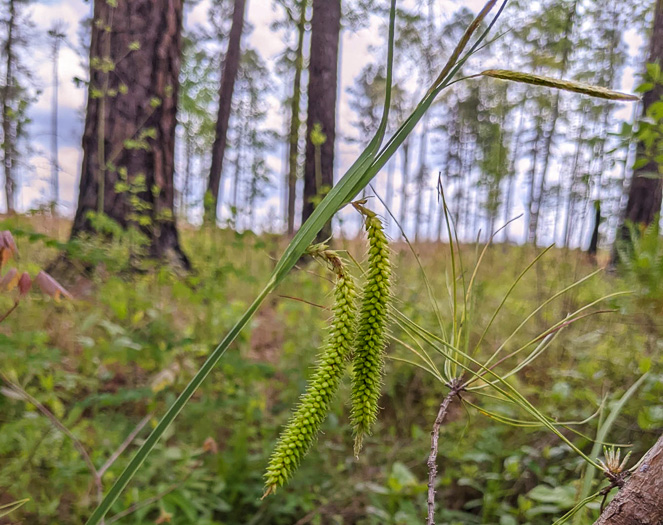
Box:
[350, 201, 392, 455]
[263, 246, 357, 496]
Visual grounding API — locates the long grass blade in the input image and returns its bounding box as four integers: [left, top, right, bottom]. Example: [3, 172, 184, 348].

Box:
[0, 498, 29, 518]
[85, 6, 400, 523]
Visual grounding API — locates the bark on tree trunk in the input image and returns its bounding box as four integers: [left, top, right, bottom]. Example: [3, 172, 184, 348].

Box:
[593, 433, 663, 525]
[301, 0, 341, 242]
[399, 139, 410, 233]
[1, 0, 16, 214]
[616, 0, 663, 247]
[588, 200, 601, 256]
[71, 0, 190, 268]
[206, 0, 247, 224]
[286, 1, 307, 236]
[414, 115, 430, 242]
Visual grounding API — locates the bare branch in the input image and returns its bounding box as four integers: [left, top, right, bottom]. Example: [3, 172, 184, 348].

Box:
[427, 379, 463, 525]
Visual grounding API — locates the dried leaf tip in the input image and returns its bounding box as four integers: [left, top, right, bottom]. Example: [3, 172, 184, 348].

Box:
[481, 70, 640, 101]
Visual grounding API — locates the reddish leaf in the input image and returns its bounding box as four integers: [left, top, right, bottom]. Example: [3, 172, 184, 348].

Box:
[203, 436, 218, 454]
[34, 271, 73, 301]
[0, 268, 19, 292]
[1, 231, 18, 257]
[18, 272, 32, 296]
[0, 231, 18, 268]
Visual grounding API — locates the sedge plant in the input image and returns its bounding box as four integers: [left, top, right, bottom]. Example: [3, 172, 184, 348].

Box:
[85, 0, 640, 522]
[263, 244, 357, 496]
[381, 189, 639, 523]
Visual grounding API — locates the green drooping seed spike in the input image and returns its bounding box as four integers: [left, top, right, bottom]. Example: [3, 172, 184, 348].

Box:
[350, 202, 391, 456]
[263, 253, 356, 497]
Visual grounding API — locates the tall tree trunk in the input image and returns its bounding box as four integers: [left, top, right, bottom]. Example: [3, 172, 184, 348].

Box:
[588, 200, 601, 256]
[286, 1, 307, 236]
[399, 139, 410, 233]
[301, 0, 341, 241]
[1, 0, 16, 214]
[182, 128, 193, 217]
[502, 107, 524, 243]
[414, 114, 430, 242]
[206, 0, 247, 224]
[526, 119, 543, 244]
[616, 0, 663, 248]
[593, 433, 663, 524]
[50, 30, 62, 214]
[385, 156, 395, 232]
[563, 115, 586, 248]
[531, 1, 576, 245]
[71, 0, 189, 268]
[48, 23, 67, 214]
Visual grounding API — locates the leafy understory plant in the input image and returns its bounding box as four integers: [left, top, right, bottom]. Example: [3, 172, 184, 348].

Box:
[0, 230, 72, 319]
[85, 0, 640, 522]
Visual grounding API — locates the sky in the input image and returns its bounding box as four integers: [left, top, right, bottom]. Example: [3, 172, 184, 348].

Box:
[11, 0, 647, 243]
[18, 0, 492, 214]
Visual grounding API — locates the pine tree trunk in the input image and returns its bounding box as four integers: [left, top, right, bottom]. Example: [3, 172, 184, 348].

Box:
[414, 114, 430, 242]
[526, 121, 542, 244]
[182, 129, 193, 217]
[286, 1, 307, 236]
[206, 0, 247, 223]
[385, 156, 395, 232]
[301, 0, 341, 241]
[617, 0, 663, 245]
[1, 0, 16, 214]
[531, 1, 576, 245]
[593, 433, 663, 524]
[71, 0, 190, 268]
[399, 139, 410, 232]
[588, 201, 601, 256]
[503, 107, 524, 243]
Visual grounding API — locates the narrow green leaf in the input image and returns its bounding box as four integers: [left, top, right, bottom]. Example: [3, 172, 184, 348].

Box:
[84, 3, 398, 523]
[0, 498, 29, 518]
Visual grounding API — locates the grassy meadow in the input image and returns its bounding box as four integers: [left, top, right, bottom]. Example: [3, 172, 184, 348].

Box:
[0, 214, 660, 524]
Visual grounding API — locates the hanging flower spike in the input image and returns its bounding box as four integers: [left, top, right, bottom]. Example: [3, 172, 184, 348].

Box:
[263, 249, 357, 496]
[350, 201, 392, 456]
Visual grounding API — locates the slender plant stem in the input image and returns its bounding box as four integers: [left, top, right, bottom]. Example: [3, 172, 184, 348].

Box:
[427, 379, 462, 525]
[98, 414, 151, 477]
[0, 300, 19, 323]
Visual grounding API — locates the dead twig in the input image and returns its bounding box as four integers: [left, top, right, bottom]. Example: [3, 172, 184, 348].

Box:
[427, 378, 463, 525]
[98, 414, 151, 478]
